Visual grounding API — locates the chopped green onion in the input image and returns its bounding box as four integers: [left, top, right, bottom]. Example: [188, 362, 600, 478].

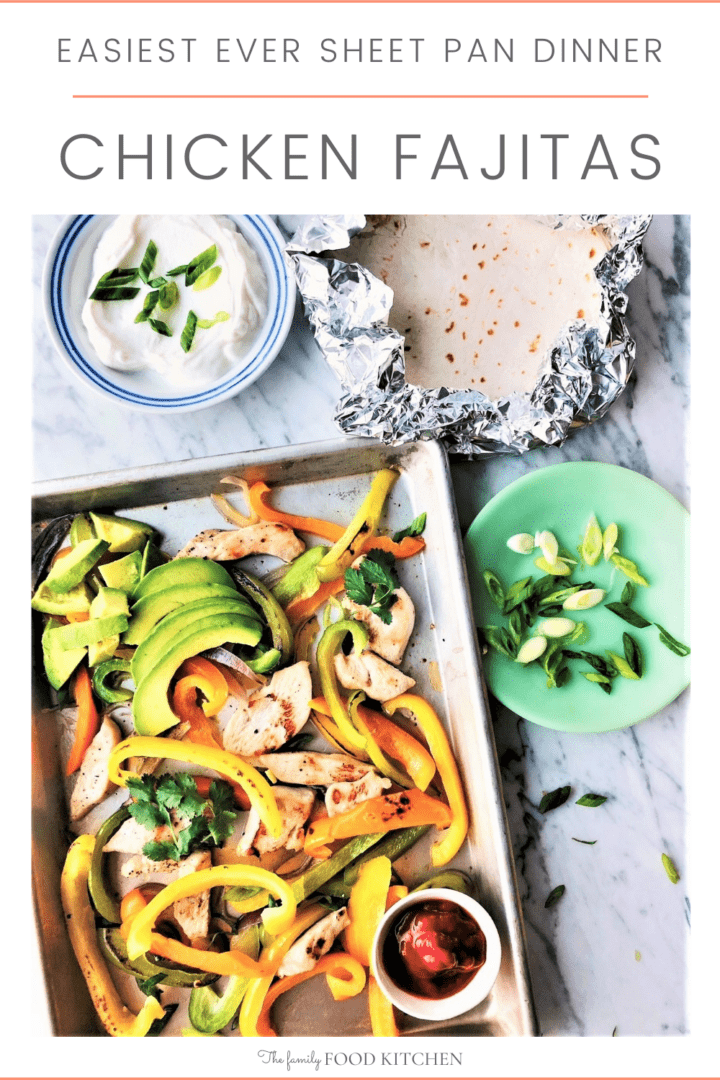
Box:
[572, 838, 597, 845]
[147, 318, 172, 337]
[138, 240, 158, 284]
[158, 281, 179, 311]
[537, 617, 575, 638]
[481, 625, 516, 660]
[605, 603, 651, 629]
[482, 569, 505, 610]
[581, 515, 603, 566]
[623, 632, 643, 678]
[661, 853, 680, 884]
[576, 793, 608, 807]
[197, 311, 231, 329]
[534, 556, 571, 577]
[180, 310, 198, 353]
[603, 522, 619, 561]
[582, 671, 612, 693]
[655, 624, 690, 657]
[148, 276, 167, 288]
[562, 588, 605, 611]
[621, 581, 636, 605]
[539, 786, 571, 813]
[90, 285, 140, 302]
[392, 512, 427, 544]
[95, 267, 138, 288]
[506, 533, 535, 554]
[611, 554, 649, 587]
[193, 265, 223, 291]
[166, 264, 188, 277]
[134, 290, 160, 323]
[606, 650, 640, 680]
[516, 636, 547, 664]
[535, 530, 559, 564]
[185, 245, 218, 287]
[544, 884, 565, 908]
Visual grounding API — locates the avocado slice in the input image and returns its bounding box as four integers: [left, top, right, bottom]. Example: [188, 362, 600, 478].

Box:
[43, 538, 110, 594]
[88, 588, 130, 666]
[140, 539, 166, 579]
[47, 613, 129, 652]
[42, 617, 87, 690]
[124, 582, 251, 647]
[89, 512, 155, 554]
[100, 550, 143, 593]
[31, 580, 93, 615]
[132, 612, 263, 736]
[69, 514, 95, 546]
[132, 557, 235, 602]
[131, 597, 262, 686]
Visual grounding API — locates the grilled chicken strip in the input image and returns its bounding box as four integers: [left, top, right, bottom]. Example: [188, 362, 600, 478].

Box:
[223, 662, 312, 757]
[325, 772, 392, 817]
[69, 717, 121, 821]
[334, 651, 415, 703]
[249, 751, 372, 787]
[238, 785, 315, 857]
[277, 907, 351, 978]
[176, 522, 305, 563]
[345, 558, 416, 666]
[174, 849, 212, 948]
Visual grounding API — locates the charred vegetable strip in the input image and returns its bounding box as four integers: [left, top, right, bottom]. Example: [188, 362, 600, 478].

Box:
[88, 805, 131, 923]
[66, 666, 99, 776]
[316, 470, 398, 583]
[257, 953, 366, 1036]
[316, 619, 370, 753]
[107, 736, 281, 839]
[385, 693, 468, 866]
[125, 864, 296, 962]
[304, 790, 452, 859]
[171, 678, 223, 748]
[188, 925, 260, 1033]
[61, 836, 165, 1037]
[311, 695, 435, 790]
[230, 567, 294, 666]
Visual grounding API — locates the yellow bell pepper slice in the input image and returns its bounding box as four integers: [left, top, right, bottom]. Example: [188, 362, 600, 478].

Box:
[125, 864, 295, 961]
[257, 953, 366, 1036]
[60, 835, 165, 1038]
[315, 469, 399, 583]
[384, 694, 468, 866]
[107, 735, 281, 839]
[239, 903, 328, 1037]
[344, 855, 392, 970]
[368, 975, 399, 1037]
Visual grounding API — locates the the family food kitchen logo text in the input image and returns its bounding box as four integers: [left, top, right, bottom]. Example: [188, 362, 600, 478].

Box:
[56, 31, 662, 184]
[257, 1049, 464, 1072]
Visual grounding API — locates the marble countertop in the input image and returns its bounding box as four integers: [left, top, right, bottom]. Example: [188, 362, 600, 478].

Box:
[32, 214, 689, 1037]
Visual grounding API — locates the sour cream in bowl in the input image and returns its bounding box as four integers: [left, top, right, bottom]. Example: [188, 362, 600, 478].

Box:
[44, 214, 295, 413]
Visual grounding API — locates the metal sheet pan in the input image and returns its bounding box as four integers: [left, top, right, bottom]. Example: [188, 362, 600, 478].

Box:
[32, 436, 538, 1037]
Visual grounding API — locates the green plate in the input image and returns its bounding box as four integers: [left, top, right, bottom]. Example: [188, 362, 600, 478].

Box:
[464, 462, 690, 733]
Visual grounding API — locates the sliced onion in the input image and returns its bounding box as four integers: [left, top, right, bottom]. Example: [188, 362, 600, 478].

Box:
[210, 476, 259, 528]
[201, 647, 267, 686]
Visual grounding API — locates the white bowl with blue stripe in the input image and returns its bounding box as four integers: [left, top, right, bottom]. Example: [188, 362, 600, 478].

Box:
[43, 215, 295, 413]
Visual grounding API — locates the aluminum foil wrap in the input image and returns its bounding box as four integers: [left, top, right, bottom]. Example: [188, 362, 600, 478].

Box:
[286, 214, 651, 456]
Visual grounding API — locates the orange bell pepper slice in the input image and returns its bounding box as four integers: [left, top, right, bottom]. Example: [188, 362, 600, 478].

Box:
[176, 657, 228, 716]
[304, 789, 452, 859]
[248, 481, 425, 560]
[385, 694, 469, 867]
[385, 884, 409, 911]
[368, 975, 398, 1037]
[66, 666, 99, 776]
[285, 578, 345, 625]
[256, 952, 366, 1036]
[148, 932, 272, 979]
[172, 677, 223, 749]
[310, 696, 436, 791]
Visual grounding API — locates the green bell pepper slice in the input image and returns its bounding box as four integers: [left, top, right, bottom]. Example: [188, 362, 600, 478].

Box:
[316, 618, 369, 754]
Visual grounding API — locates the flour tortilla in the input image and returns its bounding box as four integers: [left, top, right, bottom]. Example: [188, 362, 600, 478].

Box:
[333, 216, 610, 400]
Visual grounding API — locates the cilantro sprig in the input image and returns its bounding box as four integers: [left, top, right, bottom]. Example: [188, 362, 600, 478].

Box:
[126, 773, 237, 862]
[344, 550, 399, 626]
